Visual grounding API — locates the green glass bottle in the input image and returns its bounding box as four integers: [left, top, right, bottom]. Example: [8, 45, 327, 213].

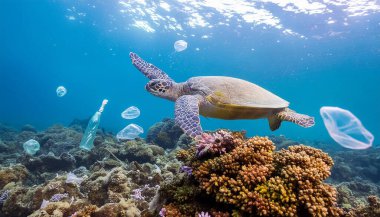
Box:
[79, 99, 108, 151]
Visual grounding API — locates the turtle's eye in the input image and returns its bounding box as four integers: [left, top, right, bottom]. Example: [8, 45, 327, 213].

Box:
[146, 79, 172, 94]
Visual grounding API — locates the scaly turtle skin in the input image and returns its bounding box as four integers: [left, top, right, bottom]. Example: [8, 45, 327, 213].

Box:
[129, 52, 315, 138]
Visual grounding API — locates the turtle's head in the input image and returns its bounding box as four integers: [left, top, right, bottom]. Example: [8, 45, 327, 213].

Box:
[146, 79, 179, 101]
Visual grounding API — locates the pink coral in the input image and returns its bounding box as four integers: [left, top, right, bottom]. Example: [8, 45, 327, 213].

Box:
[196, 130, 234, 157]
[198, 211, 211, 217]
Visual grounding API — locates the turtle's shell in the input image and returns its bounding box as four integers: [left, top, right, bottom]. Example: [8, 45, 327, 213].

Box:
[188, 76, 289, 108]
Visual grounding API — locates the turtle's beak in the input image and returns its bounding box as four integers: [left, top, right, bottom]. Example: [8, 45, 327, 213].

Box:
[145, 83, 152, 92]
[145, 81, 159, 95]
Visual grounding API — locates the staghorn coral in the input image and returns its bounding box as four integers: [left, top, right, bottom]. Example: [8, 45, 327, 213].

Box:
[173, 130, 343, 217]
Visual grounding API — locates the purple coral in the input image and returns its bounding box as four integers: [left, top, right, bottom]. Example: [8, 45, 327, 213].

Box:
[159, 207, 166, 217]
[196, 130, 233, 157]
[180, 165, 192, 176]
[50, 193, 68, 202]
[0, 190, 9, 204]
[198, 211, 211, 217]
[131, 184, 150, 200]
[131, 188, 144, 200]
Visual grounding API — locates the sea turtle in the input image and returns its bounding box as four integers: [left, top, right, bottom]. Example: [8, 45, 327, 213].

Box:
[129, 52, 315, 138]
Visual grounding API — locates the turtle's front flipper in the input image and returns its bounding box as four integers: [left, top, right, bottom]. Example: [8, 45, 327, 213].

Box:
[129, 52, 173, 81]
[175, 95, 203, 138]
[269, 108, 315, 131]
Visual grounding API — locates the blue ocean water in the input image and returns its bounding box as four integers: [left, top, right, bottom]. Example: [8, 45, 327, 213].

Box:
[0, 0, 379, 145]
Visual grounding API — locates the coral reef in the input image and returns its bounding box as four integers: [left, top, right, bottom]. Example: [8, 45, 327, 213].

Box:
[330, 147, 380, 184]
[0, 164, 30, 189]
[169, 130, 343, 216]
[345, 195, 380, 217]
[1, 120, 380, 217]
[335, 181, 380, 211]
[0, 122, 178, 217]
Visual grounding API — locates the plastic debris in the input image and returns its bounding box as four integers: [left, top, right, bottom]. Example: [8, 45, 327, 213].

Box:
[40, 199, 49, 209]
[320, 106, 374, 149]
[116, 124, 144, 140]
[23, 139, 40, 155]
[153, 164, 161, 174]
[66, 172, 84, 185]
[174, 40, 188, 52]
[121, 106, 140, 119]
[56, 86, 67, 97]
[79, 99, 108, 151]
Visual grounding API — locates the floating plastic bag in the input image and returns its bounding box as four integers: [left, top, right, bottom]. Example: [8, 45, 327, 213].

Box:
[23, 139, 40, 155]
[79, 99, 108, 151]
[320, 106, 374, 149]
[56, 86, 67, 97]
[117, 124, 144, 140]
[121, 106, 140, 119]
[174, 40, 188, 52]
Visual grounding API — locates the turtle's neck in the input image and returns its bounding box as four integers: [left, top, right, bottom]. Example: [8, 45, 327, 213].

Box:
[168, 82, 188, 101]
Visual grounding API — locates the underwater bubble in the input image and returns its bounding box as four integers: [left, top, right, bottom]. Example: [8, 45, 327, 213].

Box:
[23, 139, 40, 155]
[56, 86, 67, 97]
[174, 40, 188, 52]
[121, 106, 140, 119]
[320, 106, 374, 150]
[117, 124, 144, 140]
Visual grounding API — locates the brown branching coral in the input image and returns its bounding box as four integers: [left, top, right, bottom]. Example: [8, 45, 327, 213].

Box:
[275, 145, 334, 184]
[251, 176, 297, 216]
[176, 130, 343, 217]
[161, 204, 187, 217]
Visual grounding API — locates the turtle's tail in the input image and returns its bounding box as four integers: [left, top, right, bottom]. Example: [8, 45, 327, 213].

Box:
[269, 108, 315, 131]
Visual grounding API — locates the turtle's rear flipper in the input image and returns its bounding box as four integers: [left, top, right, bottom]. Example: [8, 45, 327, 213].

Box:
[270, 108, 315, 130]
[268, 116, 282, 131]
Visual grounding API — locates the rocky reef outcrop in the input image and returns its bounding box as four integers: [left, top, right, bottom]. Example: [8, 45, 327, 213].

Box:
[0, 122, 179, 217]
